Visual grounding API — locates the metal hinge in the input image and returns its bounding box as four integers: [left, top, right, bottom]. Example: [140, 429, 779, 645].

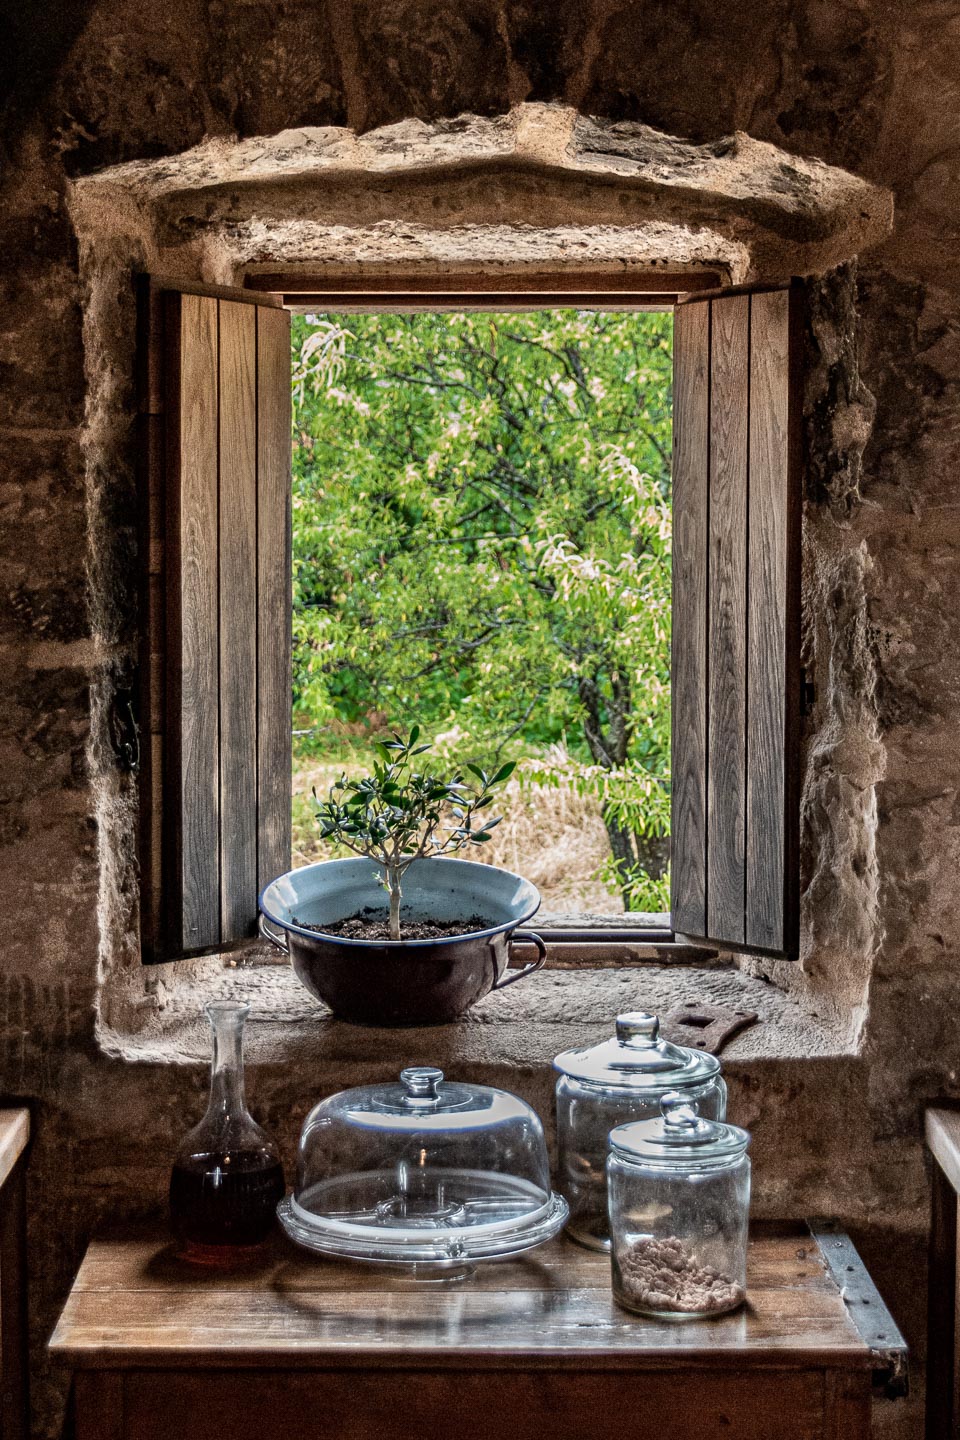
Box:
[801, 667, 815, 716]
[109, 690, 141, 774]
[807, 1220, 909, 1400]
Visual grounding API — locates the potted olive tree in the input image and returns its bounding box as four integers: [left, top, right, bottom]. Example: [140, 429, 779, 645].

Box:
[259, 729, 547, 1026]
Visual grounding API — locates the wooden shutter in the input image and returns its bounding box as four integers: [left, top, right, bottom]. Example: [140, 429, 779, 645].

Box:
[671, 284, 801, 957]
[137, 280, 292, 961]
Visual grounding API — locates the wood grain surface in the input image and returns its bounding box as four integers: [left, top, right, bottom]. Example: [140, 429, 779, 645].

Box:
[147, 283, 293, 958]
[0, 1112, 30, 1440]
[0, 1109, 29, 1192]
[120, 1367, 824, 1440]
[218, 300, 259, 938]
[670, 301, 710, 937]
[926, 1106, 960, 1194]
[51, 1226, 885, 1371]
[247, 269, 723, 297]
[73, 1372, 123, 1440]
[746, 289, 789, 952]
[670, 285, 800, 957]
[135, 277, 167, 958]
[169, 292, 221, 951]
[926, 1107, 960, 1438]
[53, 1224, 904, 1440]
[706, 295, 749, 944]
[255, 304, 293, 897]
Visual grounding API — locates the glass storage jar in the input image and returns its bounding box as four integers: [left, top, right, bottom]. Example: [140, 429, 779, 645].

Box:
[607, 1093, 750, 1318]
[278, 1066, 567, 1273]
[553, 1011, 726, 1250]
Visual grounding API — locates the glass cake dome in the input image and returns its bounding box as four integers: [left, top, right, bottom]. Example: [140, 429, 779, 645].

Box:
[278, 1067, 567, 1269]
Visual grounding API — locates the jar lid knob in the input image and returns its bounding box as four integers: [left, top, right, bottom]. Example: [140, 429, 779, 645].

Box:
[400, 1066, 444, 1102]
[616, 1011, 660, 1047]
[661, 1091, 700, 1130]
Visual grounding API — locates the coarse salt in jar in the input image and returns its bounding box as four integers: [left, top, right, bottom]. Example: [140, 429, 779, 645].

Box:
[607, 1092, 751, 1319]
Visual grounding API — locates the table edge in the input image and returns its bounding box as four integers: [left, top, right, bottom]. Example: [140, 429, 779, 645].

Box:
[927, 1107, 960, 1194]
[0, 1108, 29, 1193]
[46, 1343, 892, 1373]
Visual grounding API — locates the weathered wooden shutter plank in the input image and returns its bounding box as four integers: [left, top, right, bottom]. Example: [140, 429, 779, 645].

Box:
[218, 300, 259, 937]
[135, 275, 167, 959]
[143, 280, 290, 961]
[671, 283, 799, 958]
[170, 293, 221, 951]
[747, 289, 791, 951]
[706, 295, 749, 945]
[256, 305, 293, 895]
[670, 302, 710, 937]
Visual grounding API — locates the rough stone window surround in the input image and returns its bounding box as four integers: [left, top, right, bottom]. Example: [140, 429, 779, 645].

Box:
[67, 103, 892, 1069]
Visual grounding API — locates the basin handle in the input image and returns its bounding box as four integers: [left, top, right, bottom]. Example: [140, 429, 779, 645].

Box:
[494, 931, 547, 989]
[258, 912, 290, 956]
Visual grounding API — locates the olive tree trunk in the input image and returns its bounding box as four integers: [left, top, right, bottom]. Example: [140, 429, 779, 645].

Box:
[386, 865, 403, 940]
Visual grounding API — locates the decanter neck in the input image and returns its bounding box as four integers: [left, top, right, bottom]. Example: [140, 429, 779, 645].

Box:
[205, 1001, 249, 1116]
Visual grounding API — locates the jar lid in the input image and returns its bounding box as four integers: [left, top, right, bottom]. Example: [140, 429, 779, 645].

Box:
[553, 1012, 721, 1091]
[609, 1092, 750, 1164]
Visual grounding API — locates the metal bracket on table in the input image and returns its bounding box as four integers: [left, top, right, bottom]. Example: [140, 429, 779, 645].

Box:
[659, 1001, 758, 1055]
[808, 1219, 909, 1400]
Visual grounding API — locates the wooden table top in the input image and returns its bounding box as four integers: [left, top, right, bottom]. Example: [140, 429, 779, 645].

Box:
[50, 1221, 906, 1384]
[927, 1106, 960, 1192]
[0, 1109, 29, 1191]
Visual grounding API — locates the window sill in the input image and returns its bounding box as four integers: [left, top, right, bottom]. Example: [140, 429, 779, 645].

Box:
[98, 960, 853, 1071]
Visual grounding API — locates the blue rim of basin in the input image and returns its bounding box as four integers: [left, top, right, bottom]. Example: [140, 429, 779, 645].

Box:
[258, 856, 542, 948]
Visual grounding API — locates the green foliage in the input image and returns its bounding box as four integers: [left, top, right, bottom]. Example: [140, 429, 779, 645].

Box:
[312, 726, 515, 938]
[292, 309, 672, 908]
[597, 857, 671, 914]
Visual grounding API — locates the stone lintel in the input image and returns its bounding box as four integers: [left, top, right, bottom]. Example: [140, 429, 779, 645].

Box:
[71, 102, 893, 288]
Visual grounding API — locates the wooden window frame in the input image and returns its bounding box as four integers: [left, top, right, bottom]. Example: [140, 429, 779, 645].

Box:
[139, 266, 800, 967]
[266, 272, 713, 959]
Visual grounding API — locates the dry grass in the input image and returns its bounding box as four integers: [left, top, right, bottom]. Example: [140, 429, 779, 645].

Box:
[292, 759, 623, 914]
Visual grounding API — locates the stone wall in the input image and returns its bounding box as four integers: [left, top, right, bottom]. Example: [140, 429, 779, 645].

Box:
[3, 4, 960, 1435]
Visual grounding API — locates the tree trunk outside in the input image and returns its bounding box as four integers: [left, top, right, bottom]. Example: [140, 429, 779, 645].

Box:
[605, 816, 638, 910]
[603, 814, 668, 908]
[577, 670, 667, 908]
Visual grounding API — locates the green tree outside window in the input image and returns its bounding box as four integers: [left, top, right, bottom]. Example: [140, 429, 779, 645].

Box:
[291, 309, 672, 911]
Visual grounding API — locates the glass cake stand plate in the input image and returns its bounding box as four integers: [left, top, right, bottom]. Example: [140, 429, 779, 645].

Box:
[280, 1067, 568, 1277]
[277, 1180, 568, 1275]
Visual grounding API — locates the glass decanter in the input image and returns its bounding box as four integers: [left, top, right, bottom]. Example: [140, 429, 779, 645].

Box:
[170, 1000, 285, 1259]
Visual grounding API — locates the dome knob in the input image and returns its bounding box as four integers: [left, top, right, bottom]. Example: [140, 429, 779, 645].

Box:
[615, 1011, 660, 1047]
[400, 1067, 444, 1101]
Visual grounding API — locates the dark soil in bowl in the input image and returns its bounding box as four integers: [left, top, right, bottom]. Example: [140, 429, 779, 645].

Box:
[292, 912, 491, 942]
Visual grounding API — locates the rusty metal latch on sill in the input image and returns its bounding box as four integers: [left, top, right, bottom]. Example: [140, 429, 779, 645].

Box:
[659, 1001, 758, 1055]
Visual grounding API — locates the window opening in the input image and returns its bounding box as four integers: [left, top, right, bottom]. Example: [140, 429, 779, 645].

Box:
[289, 308, 673, 930]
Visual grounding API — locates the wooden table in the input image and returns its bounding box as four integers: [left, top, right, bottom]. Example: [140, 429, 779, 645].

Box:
[926, 1107, 960, 1438]
[50, 1222, 906, 1440]
[0, 1109, 30, 1440]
